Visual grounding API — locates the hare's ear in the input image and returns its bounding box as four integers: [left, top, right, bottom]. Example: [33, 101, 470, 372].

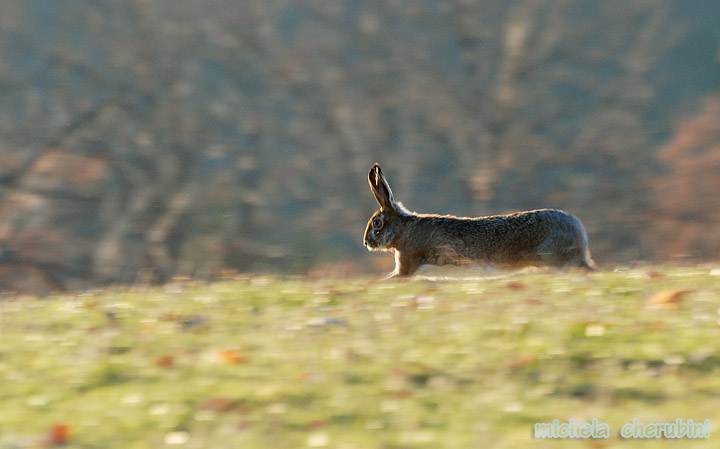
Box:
[368, 163, 395, 210]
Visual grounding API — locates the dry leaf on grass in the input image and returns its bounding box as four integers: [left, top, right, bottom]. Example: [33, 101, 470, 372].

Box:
[217, 349, 249, 364]
[47, 423, 71, 446]
[646, 289, 693, 309]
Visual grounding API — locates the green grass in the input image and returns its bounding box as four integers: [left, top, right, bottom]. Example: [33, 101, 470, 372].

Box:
[1, 267, 719, 448]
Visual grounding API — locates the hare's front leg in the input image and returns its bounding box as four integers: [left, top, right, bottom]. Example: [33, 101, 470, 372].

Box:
[392, 250, 421, 277]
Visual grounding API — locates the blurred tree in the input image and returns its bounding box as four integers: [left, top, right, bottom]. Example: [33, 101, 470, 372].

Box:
[0, 0, 717, 291]
[647, 95, 720, 261]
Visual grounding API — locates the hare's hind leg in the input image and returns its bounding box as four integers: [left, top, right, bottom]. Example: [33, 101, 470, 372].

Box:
[573, 224, 596, 271]
[537, 233, 587, 269]
[578, 250, 596, 271]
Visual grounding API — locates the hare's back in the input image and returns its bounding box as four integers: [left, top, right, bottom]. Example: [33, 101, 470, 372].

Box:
[468, 209, 588, 266]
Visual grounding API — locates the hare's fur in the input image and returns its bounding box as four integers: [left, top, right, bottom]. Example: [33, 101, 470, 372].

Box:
[363, 163, 595, 277]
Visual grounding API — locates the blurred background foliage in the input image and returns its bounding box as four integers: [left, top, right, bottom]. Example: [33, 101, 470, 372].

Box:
[0, 0, 718, 293]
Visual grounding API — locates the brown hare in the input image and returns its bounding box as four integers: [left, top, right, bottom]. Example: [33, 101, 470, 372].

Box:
[363, 163, 595, 277]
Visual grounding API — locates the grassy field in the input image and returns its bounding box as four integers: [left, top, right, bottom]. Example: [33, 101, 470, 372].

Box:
[1, 267, 719, 449]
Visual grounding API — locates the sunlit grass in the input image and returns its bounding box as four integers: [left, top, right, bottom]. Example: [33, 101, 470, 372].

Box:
[0, 267, 719, 448]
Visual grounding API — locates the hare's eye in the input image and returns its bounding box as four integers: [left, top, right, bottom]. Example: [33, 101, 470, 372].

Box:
[372, 218, 382, 229]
